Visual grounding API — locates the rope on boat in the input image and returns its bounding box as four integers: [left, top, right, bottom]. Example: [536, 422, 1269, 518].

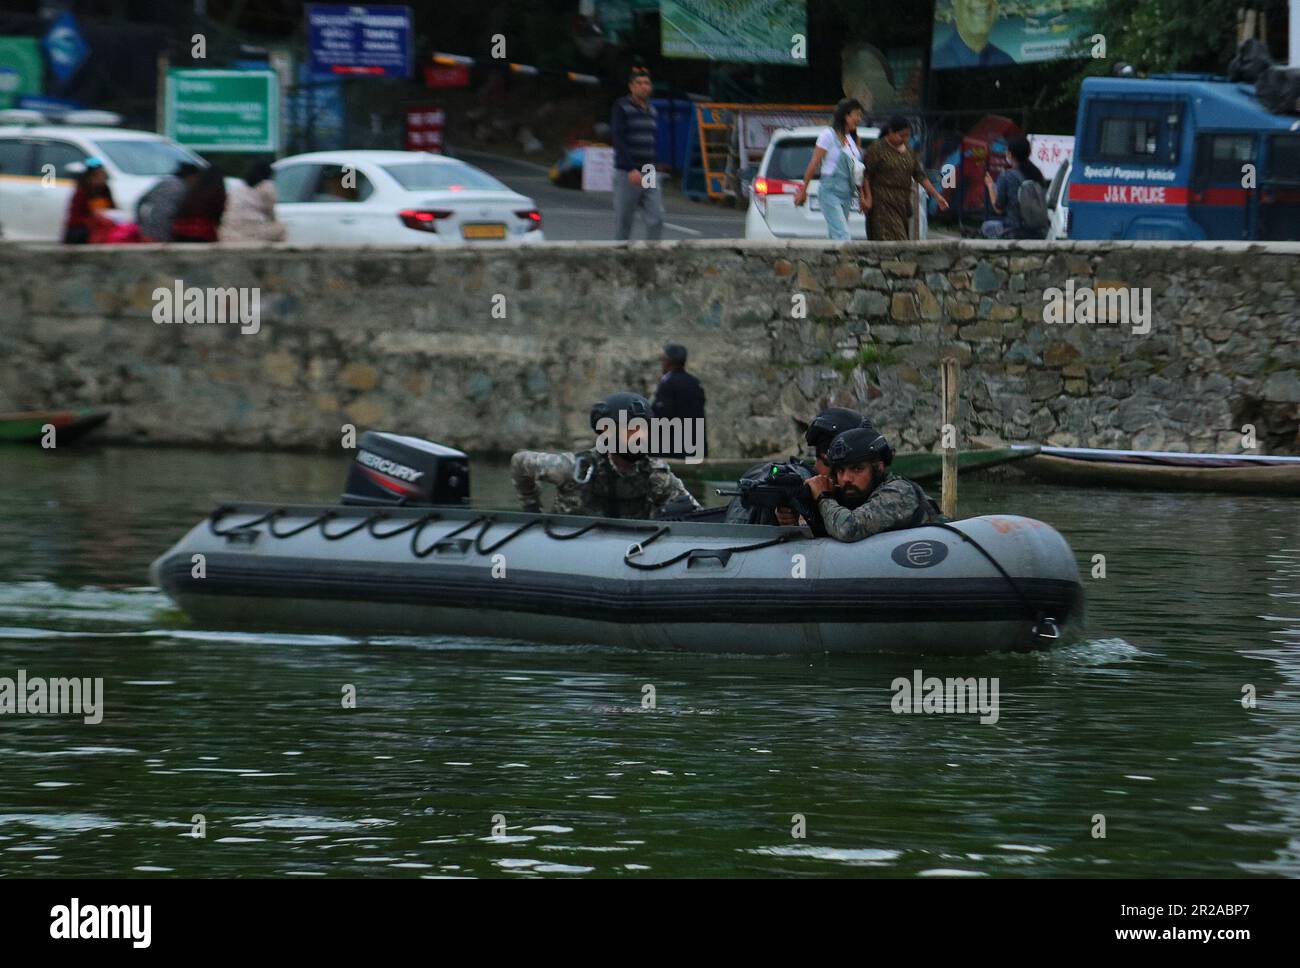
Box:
[931, 521, 1059, 642]
[207, 505, 801, 570]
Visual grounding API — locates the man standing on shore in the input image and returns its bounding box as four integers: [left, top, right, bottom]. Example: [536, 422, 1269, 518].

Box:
[611, 67, 663, 241]
[651, 342, 706, 460]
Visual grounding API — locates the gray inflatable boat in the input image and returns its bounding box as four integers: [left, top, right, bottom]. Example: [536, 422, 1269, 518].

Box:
[150, 502, 1083, 655]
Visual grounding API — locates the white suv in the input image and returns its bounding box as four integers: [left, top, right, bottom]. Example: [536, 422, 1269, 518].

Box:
[0, 120, 205, 240]
[745, 125, 880, 240]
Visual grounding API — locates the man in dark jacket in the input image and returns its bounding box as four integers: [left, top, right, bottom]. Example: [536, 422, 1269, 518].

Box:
[611, 67, 663, 241]
[651, 342, 706, 461]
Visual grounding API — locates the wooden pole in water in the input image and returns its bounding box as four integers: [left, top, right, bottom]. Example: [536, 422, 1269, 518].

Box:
[940, 357, 959, 519]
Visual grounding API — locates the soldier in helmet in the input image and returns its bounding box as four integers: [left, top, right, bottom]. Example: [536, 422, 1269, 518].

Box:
[807, 426, 944, 541]
[723, 406, 872, 527]
[510, 391, 701, 519]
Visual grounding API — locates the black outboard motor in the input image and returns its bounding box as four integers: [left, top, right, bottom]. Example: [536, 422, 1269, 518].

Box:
[341, 431, 470, 507]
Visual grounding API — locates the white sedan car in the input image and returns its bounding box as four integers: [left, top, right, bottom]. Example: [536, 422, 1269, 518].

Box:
[0, 120, 206, 240]
[271, 150, 543, 245]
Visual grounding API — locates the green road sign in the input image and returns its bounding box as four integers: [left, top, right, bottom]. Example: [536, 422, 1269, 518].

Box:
[0, 37, 44, 109]
[164, 69, 279, 152]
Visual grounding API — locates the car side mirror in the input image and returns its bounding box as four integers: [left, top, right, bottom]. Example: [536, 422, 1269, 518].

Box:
[63, 161, 86, 176]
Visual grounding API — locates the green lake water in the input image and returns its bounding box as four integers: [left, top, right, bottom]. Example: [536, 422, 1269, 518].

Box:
[0, 445, 1297, 878]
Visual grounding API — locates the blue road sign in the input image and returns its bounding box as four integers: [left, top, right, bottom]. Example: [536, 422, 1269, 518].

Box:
[43, 11, 90, 87]
[307, 5, 413, 79]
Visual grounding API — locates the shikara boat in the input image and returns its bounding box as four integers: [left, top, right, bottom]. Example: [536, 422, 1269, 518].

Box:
[0, 409, 110, 445]
[1019, 446, 1300, 496]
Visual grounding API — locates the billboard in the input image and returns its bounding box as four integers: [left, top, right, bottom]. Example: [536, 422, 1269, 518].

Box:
[661, 0, 808, 66]
[931, 0, 1100, 71]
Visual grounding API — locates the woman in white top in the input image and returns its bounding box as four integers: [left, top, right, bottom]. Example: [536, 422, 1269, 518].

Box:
[793, 97, 871, 241]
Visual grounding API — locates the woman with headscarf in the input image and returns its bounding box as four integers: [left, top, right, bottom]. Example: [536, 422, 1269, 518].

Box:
[981, 136, 1048, 239]
[864, 116, 949, 242]
[219, 161, 287, 243]
[62, 157, 116, 244]
[792, 98, 870, 241]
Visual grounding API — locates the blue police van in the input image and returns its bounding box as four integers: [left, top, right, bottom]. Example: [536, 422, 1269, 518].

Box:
[1066, 74, 1300, 240]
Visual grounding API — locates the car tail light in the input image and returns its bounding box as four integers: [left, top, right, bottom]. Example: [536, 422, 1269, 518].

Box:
[399, 209, 452, 232]
[514, 209, 542, 231]
[752, 177, 800, 216]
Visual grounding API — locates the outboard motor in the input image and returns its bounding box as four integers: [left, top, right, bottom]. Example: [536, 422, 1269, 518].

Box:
[342, 431, 470, 507]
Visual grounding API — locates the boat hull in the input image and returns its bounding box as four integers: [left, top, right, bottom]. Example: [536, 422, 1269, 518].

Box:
[1021, 452, 1300, 496]
[151, 504, 1084, 655]
[0, 409, 110, 444]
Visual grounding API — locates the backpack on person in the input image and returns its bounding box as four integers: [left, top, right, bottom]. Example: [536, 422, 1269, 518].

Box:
[1018, 177, 1050, 234]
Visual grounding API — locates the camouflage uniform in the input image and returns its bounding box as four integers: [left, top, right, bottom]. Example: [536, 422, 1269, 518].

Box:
[510, 449, 700, 519]
[817, 473, 941, 542]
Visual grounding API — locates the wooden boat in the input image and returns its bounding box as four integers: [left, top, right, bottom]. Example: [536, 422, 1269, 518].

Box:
[674, 445, 1040, 487]
[1019, 446, 1300, 496]
[0, 409, 110, 445]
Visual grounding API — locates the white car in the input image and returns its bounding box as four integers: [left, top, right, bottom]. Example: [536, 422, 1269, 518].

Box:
[1045, 156, 1072, 241]
[271, 150, 544, 246]
[745, 125, 881, 240]
[0, 120, 206, 240]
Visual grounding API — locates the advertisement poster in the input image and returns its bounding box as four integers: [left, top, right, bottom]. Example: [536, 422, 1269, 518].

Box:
[931, 0, 1100, 70]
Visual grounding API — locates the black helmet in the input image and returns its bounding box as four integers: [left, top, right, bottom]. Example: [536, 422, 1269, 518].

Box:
[825, 427, 895, 468]
[589, 391, 651, 431]
[805, 407, 869, 452]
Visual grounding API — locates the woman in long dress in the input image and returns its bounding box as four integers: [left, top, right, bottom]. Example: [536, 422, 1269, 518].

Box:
[864, 116, 949, 241]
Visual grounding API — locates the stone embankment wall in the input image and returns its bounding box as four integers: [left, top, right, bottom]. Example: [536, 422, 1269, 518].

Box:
[1, 240, 1297, 456]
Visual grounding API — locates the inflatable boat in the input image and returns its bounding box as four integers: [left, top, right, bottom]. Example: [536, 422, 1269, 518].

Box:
[150, 433, 1084, 655]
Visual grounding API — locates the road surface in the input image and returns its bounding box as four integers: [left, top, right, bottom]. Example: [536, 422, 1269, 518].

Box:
[452, 148, 748, 242]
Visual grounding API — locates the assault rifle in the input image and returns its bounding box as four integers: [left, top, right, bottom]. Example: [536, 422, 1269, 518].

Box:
[716, 461, 826, 536]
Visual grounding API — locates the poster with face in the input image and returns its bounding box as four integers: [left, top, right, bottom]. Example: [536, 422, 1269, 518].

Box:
[931, 0, 1101, 71]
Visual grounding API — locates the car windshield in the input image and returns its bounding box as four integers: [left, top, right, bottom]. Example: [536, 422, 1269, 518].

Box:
[95, 139, 204, 176]
[381, 162, 507, 192]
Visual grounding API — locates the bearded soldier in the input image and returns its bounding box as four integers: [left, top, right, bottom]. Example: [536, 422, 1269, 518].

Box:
[510, 391, 700, 519]
[806, 427, 944, 541]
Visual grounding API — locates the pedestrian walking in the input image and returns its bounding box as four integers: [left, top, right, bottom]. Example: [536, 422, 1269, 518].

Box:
[865, 117, 949, 241]
[793, 98, 870, 241]
[611, 67, 664, 241]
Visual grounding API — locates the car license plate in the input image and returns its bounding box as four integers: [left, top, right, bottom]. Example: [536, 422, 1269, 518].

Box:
[462, 223, 506, 240]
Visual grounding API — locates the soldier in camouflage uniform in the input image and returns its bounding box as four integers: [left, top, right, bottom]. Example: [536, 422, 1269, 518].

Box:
[806, 427, 943, 541]
[510, 391, 700, 519]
